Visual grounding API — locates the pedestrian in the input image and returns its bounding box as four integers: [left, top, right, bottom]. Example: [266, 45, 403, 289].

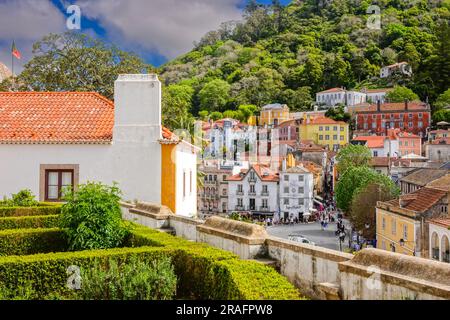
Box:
[299, 212, 304, 224]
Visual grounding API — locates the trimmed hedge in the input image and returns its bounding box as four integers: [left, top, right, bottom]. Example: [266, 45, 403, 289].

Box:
[0, 203, 62, 217]
[0, 228, 67, 256]
[0, 215, 60, 230]
[0, 224, 303, 300]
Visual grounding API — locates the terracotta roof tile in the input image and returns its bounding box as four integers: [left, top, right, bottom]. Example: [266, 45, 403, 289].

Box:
[0, 92, 114, 144]
[353, 136, 385, 148]
[429, 218, 450, 229]
[226, 164, 279, 182]
[399, 187, 448, 212]
[317, 88, 345, 93]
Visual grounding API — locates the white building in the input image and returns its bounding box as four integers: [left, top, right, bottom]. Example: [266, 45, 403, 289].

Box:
[429, 218, 450, 263]
[227, 164, 279, 217]
[279, 164, 314, 221]
[363, 88, 392, 104]
[353, 135, 400, 158]
[380, 62, 412, 78]
[316, 88, 367, 107]
[203, 118, 257, 160]
[0, 74, 198, 217]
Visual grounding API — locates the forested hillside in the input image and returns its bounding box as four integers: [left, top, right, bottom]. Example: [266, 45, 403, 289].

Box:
[160, 0, 450, 127]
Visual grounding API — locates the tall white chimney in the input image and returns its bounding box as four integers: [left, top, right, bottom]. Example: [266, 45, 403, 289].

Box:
[113, 74, 162, 144]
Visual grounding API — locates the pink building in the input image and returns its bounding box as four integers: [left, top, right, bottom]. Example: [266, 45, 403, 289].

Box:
[277, 119, 300, 141]
[393, 130, 422, 157]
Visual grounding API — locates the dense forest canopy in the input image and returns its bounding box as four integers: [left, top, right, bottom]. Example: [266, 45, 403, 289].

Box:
[160, 0, 450, 123]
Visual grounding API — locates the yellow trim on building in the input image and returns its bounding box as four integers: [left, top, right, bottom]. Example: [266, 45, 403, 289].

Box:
[161, 144, 177, 213]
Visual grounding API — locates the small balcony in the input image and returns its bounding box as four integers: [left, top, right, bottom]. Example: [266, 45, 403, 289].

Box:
[236, 191, 244, 196]
[261, 192, 269, 196]
[248, 191, 256, 196]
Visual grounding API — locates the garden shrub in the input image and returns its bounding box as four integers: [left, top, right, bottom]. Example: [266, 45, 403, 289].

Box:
[79, 255, 177, 300]
[0, 215, 60, 230]
[0, 189, 38, 207]
[60, 182, 130, 251]
[0, 204, 61, 218]
[0, 228, 67, 256]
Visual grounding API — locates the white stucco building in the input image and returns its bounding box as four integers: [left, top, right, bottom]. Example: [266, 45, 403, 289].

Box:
[316, 88, 366, 107]
[279, 164, 314, 220]
[227, 164, 279, 217]
[0, 74, 198, 217]
[429, 218, 450, 263]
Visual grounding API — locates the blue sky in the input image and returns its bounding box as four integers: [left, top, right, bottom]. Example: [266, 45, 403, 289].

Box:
[0, 0, 291, 71]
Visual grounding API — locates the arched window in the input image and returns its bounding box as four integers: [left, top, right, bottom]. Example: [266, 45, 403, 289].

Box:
[431, 232, 440, 260]
[441, 235, 449, 263]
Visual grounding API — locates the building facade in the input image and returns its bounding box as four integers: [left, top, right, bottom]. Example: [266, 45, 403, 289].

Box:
[316, 88, 366, 107]
[279, 166, 314, 220]
[376, 187, 449, 258]
[353, 101, 431, 138]
[227, 165, 279, 217]
[298, 117, 349, 151]
[258, 103, 290, 127]
[425, 138, 450, 162]
[429, 218, 450, 263]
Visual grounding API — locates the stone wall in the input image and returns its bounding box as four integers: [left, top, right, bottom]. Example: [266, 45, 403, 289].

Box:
[120, 202, 450, 300]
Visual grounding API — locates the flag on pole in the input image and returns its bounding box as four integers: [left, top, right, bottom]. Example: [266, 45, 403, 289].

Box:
[11, 41, 21, 60]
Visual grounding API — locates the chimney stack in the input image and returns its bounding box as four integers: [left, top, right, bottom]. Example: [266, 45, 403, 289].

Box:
[405, 99, 409, 111]
[377, 100, 381, 112]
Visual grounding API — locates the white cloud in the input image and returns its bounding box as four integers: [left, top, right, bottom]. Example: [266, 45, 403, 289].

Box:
[75, 0, 243, 59]
[0, 0, 66, 72]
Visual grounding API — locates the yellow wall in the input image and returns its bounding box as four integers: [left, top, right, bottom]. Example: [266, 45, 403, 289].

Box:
[259, 109, 290, 126]
[299, 122, 349, 150]
[161, 144, 177, 213]
[376, 208, 416, 256]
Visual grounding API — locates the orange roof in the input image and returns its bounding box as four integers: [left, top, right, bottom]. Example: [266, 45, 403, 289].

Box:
[0, 92, 114, 144]
[353, 136, 385, 148]
[431, 137, 450, 145]
[352, 102, 429, 113]
[227, 164, 279, 182]
[0, 91, 177, 145]
[429, 218, 450, 229]
[397, 187, 447, 212]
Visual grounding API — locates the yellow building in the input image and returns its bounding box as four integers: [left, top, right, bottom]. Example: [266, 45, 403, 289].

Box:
[376, 187, 449, 257]
[298, 117, 349, 151]
[258, 103, 290, 127]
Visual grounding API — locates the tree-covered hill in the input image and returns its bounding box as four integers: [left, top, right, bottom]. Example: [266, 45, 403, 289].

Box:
[159, 0, 450, 120]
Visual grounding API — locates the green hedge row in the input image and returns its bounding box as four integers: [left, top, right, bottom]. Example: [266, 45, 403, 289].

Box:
[0, 224, 302, 300]
[0, 203, 62, 217]
[0, 228, 67, 256]
[0, 215, 60, 230]
[128, 225, 303, 300]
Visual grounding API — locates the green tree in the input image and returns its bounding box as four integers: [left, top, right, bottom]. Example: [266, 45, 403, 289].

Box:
[199, 79, 231, 112]
[434, 88, 450, 110]
[12, 32, 149, 99]
[198, 110, 209, 121]
[60, 182, 129, 251]
[325, 105, 351, 123]
[433, 109, 450, 123]
[336, 144, 372, 174]
[336, 166, 400, 213]
[385, 86, 420, 102]
[281, 87, 313, 111]
[209, 111, 223, 121]
[349, 183, 397, 239]
[162, 84, 195, 130]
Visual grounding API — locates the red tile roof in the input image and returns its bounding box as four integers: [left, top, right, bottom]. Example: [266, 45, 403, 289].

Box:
[0, 91, 177, 145]
[351, 102, 429, 113]
[431, 137, 450, 145]
[398, 187, 447, 212]
[429, 218, 450, 229]
[0, 92, 114, 144]
[353, 136, 385, 148]
[227, 164, 279, 182]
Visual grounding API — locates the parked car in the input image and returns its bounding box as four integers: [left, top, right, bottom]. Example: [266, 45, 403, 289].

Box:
[288, 234, 315, 245]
